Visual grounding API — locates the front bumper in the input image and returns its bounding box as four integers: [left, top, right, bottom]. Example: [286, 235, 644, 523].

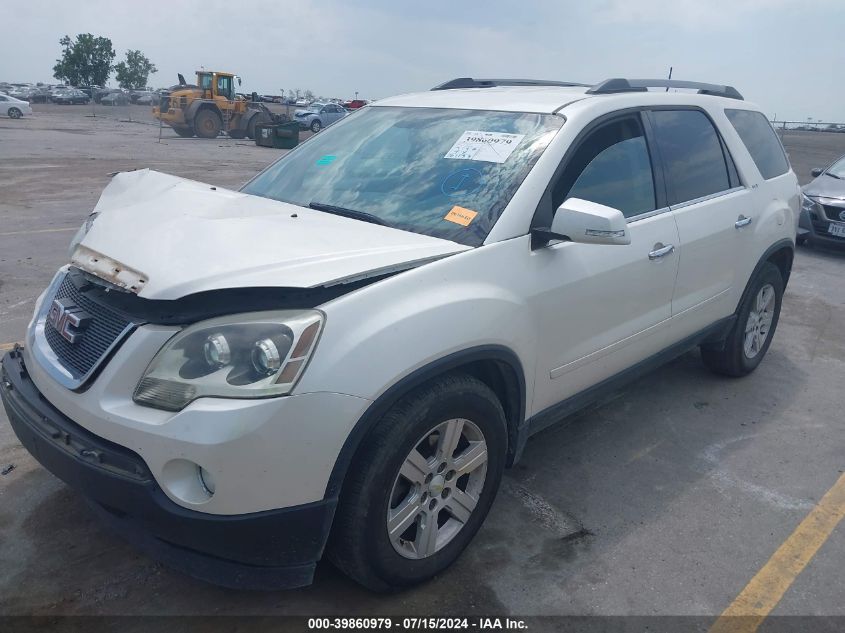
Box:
[1, 348, 335, 589]
[799, 208, 845, 247]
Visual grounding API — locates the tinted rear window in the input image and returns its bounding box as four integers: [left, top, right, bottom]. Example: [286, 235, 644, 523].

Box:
[725, 109, 789, 180]
[649, 110, 732, 206]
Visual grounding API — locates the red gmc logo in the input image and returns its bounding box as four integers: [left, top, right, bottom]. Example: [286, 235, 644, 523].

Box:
[46, 299, 91, 344]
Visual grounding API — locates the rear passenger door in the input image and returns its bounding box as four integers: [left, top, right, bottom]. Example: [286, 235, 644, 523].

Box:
[647, 108, 751, 332]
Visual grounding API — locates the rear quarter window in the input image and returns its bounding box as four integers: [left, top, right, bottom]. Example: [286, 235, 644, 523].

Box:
[725, 109, 789, 180]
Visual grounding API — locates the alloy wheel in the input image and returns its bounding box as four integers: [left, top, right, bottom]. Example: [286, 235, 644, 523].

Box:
[744, 283, 775, 359]
[387, 418, 488, 559]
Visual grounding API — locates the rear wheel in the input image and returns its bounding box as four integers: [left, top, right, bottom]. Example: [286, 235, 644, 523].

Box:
[329, 374, 507, 591]
[193, 108, 222, 139]
[701, 262, 784, 377]
[8, 107, 22, 119]
[172, 126, 194, 138]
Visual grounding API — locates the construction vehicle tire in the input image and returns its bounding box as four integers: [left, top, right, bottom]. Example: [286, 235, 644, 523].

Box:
[194, 108, 222, 139]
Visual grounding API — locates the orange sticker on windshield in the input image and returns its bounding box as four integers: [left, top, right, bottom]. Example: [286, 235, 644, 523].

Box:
[444, 206, 478, 227]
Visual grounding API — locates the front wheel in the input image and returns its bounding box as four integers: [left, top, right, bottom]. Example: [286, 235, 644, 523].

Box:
[701, 262, 784, 376]
[310, 119, 322, 133]
[329, 374, 507, 591]
[8, 107, 22, 119]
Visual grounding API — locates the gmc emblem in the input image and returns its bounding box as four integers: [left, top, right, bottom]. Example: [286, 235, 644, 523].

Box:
[46, 299, 91, 344]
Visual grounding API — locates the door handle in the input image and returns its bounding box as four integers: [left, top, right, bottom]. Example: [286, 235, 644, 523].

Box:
[735, 215, 753, 228]
[648, 244, 675, 260]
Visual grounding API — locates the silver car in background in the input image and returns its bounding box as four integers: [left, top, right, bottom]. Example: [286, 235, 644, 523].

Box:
[294, 102, 348, 132]
[799, 153, 845, 247]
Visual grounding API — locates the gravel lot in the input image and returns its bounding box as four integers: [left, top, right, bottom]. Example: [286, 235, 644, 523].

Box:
[1, 104, 844, 624]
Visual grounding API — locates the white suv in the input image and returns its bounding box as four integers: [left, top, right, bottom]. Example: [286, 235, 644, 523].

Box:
[1, 77, 799, 591]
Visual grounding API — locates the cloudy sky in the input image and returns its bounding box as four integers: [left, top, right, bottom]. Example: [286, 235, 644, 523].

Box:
[1, 0, 841, 120]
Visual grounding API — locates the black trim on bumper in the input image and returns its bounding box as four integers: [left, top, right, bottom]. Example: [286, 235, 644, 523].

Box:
[1, 348, 335, 590]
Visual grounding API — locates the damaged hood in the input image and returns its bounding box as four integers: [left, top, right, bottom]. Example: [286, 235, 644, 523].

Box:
[72, 169, 470, 300]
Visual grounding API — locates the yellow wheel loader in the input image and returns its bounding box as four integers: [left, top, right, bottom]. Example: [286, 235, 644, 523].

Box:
[153, 71, 276, 139]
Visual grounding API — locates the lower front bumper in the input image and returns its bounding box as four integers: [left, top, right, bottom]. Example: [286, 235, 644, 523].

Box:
[800, 209, 845, 247]
[1, 348, 336, 590]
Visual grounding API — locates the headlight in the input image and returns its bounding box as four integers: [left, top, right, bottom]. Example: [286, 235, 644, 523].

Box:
[67, 212, 100, 258]
[801, 193, 820, 216]
[133, 310, 324, 411]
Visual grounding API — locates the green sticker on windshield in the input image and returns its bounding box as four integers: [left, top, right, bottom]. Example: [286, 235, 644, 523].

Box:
[316, 155, 337, 165]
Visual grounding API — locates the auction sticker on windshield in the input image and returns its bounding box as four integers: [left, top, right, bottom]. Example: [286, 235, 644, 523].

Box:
[444, 131, 525, 163]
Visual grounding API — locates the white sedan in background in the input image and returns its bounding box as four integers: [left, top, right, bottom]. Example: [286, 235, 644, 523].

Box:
[0, 92, 33, 118]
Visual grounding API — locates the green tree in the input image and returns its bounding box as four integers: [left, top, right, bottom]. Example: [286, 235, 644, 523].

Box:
[53, 34, 115, 87]
[114, 50, 158, 90]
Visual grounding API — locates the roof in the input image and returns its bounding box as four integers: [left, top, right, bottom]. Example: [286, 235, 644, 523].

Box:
[373, 86, 591, 114]
[372, 77, 747, 115]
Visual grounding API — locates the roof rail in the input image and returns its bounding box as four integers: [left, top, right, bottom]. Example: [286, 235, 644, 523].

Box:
[431, 77, 589, 91]
[587, 78, 743, 100]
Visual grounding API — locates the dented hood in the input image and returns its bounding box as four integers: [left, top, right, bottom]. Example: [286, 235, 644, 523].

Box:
[72, 169, 470, 300]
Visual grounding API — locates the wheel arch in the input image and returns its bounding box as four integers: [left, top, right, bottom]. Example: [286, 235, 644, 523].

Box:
[740, 239, 794, 310]
[324, 345, 526, 500]
[186, 99, 221, 123]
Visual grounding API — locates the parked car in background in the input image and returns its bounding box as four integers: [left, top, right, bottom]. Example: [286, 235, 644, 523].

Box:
[342, 99, 368, 110]
[100, 92, 129, 106]
[0, 92, 33, 118]
[134, 93, 156, 105]
[799, 153, 845, 247]
[129, 90, 154, 104]
[294, 101, 348, 132]
[53, 89, 91, 105]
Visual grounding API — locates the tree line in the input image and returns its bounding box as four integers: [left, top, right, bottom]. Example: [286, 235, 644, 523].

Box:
[53, 34, 157, 90]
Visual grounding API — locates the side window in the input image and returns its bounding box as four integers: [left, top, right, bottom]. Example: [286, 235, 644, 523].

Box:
[553, 116, 656, 218]
[725, 109, 789, 180]
[0, 96, 6, 101]
[649, 110, 731, 205]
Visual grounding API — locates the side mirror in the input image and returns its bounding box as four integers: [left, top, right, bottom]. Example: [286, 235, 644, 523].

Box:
[811, 168, 823, 178]
[532, 198, 631, 248]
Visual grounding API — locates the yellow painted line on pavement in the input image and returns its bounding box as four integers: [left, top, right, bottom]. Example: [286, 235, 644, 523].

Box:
[0, 342, 23, 352]
[709, 471, 845, 633]
[0, 227, 76, 237]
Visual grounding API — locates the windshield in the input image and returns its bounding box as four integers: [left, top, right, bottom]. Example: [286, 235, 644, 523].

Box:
[308, 102, 325, 110]
[242, 106, 563, 246]
[826, 155, 845, 179]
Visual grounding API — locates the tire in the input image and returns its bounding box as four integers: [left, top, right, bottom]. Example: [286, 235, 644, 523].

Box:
[247, 113, 269, 140]
[8, 107, 22, 119]
[193, 108, 222, 139]
[172, 126, 194, 138]
[310, 119, 322, 133]
[796, 234, 807, 246]
[329, 373, 507, 592]
[701, 262, 784, 377]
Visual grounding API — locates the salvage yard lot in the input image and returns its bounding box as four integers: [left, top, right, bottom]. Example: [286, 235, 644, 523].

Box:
[1, 106, 844, 620]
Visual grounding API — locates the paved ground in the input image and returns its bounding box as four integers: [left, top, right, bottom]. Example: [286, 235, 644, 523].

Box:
[1, 106, 844, 620]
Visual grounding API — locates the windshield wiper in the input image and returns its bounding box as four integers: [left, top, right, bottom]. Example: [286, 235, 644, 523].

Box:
[308, 202, 389, 226]
[824, 172, 843, 180]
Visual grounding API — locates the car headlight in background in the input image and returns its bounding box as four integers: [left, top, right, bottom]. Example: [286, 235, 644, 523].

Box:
[133, 310, 324, 411]
[800, 193, 821, 218]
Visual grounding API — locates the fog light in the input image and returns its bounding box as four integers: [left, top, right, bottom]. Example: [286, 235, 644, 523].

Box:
[198, 466, 216, 495]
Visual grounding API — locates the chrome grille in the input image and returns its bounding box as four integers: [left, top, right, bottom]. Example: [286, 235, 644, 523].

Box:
[43, 274, 134, 381]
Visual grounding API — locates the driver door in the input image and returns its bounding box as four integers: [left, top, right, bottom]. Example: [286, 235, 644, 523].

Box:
[529, 112, 681, 413]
